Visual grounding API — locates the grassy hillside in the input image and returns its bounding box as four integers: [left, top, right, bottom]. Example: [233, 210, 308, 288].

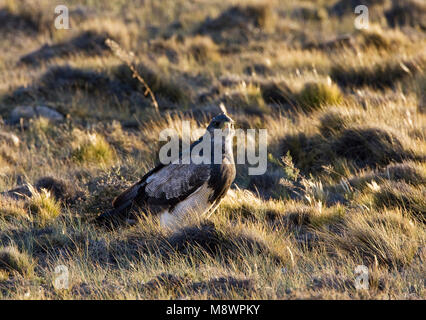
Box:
[0, 0, 425, 299]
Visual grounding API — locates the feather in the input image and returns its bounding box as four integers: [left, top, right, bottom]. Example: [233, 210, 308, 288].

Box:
[112, 180, 143, 208]
[96, 110, 236, 226]
[219, 102, 228, 114]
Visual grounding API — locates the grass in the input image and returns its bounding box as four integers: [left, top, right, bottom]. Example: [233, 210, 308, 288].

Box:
[71, 131, 116, 165]
[372, 181, 426, 223]
[0, 0, 424, 300]
[317, 209, 423, 269]
[27, 184, 62, 227]
[295, 79, 343, 112]
[0, 246, 35, 278]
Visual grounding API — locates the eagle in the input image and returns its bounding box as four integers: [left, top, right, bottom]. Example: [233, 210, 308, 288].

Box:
[96, 110, 236, 228]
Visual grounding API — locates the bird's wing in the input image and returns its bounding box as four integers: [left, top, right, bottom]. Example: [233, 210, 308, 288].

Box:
[144, 163, 211, 201]
[112, 162, 211, 210]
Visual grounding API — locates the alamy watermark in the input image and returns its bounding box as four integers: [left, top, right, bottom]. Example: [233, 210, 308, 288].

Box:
[53, 264, 69, 290]
[54, 5, 70, 29]
[354, 265, 369, 290]
[354, 5, 369, 30]
[158, 121, 267, 175]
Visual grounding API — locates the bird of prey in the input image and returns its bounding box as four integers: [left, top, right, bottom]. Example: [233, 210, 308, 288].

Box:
[96, 110, 236, 228]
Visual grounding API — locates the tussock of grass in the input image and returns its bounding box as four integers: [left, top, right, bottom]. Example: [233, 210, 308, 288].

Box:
[415, 74, 426, 113]
[371, 181, 425, 223]
[341, 162, 426, 194]
[280, 125, 417, 177]
[19, 31, 111, 66]
[316, 209, 422, 268]
[295, 80, 343, 112]
[385, 0, 426, 29]
[280, 132, 334, 175]
[0, 246, 34, 278]
[225, 82, 270, 115]
[185, 35, 219, 63]
[333, 127, 413, 168]
[259, 202, 345, 230]
[27, 184, 62, 226]
[198, 4, 275, 34]
[292, 3, 328, 21]
[110, 216, 291, 267]
[381, 162, 426, 185]
[71, 131, 116, 165]
[246, 169, 287, 199]
[0, 1, 52, 34]
[167, 220, 290, 264]
[0, 196, 28, 220]
[260, 80, 294, 105]
[318, 109, 364, 137]
[357, 26, 407, 50]
[331, 58, 423, 89]
[36, 66, 121, 98]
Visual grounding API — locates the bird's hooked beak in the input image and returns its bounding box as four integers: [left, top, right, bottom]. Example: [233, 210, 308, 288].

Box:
[223, 117, 235, 137]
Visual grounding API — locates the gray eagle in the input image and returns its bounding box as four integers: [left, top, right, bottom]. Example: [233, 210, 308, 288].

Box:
[96, 111, 236, 228]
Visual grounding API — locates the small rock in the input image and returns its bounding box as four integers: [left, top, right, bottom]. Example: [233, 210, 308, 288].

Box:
[34, 106, 64, 121]
[9, 106, 36, 123]
[9, 106, 64, 124]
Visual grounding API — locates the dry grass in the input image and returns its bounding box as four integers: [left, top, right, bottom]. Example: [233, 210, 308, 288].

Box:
[71, 130, 116, 165]
[0, 245, 35, 278]
[0, 0, 424, 300]
[296, 79, 343, 112]
[27, 184, 62, 227]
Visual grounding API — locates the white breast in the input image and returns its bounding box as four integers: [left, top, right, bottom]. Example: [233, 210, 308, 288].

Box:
[159, 183, 214, 228]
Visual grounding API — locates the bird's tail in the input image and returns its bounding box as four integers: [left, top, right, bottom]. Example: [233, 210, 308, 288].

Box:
[95, 202, 133, 225]
[95, 181, 143, 224]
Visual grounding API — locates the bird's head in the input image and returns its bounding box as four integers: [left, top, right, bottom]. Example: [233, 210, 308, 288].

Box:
[206, 112, 235, 135]
[207, 103, 234, 134]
